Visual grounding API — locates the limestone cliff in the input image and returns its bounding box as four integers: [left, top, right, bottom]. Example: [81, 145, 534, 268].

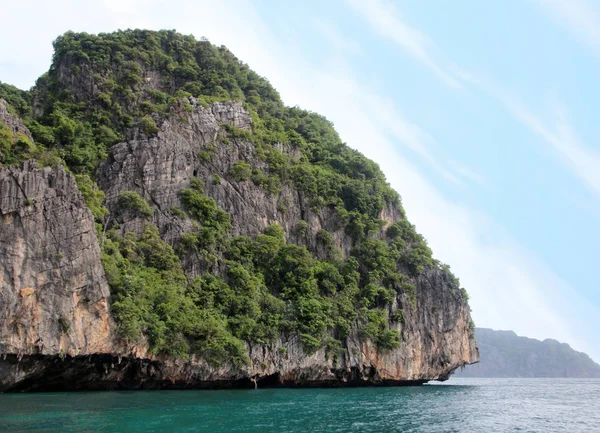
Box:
[0, 98, 476, 391]
[0, 30, 478, 391]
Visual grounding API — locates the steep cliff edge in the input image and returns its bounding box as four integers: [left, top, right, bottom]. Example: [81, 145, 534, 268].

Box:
[0, 161, 113, 357]
[0, 30, 478, 391]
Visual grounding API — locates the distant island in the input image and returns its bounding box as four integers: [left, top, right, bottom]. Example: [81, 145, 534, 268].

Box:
[457, 328, 600, 378]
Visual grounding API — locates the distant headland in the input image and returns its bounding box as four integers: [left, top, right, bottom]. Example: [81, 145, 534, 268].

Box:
[457, 328, 600, 378]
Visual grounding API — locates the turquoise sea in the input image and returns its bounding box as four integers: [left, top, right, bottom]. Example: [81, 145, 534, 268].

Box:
[1, 378, 599, 432]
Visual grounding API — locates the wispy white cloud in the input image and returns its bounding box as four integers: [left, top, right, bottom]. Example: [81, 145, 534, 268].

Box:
[347, 0, 463, 89]
[356, 92, 463, 184]
[359, 92, 486, 186]
[342, 0, 484, 185]
[463, 73, 600, 197]
[511, 99, 600, 196]
[449, 161, 486, 187]
[535, 0, 600, 52]
[312, 20, 363, 57]
[356, 0, 600, 198]
[312, 16, 479, 186]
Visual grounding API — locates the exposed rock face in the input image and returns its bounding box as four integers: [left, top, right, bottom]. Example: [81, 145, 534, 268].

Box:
[1, 267, 476, 390]
[0, 99, 477, 392]
[241, 267, 477, 385]
[0, 161, 113, 359]
[97, 99, 392, 267]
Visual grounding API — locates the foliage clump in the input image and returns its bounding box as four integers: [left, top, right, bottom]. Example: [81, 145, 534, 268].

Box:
[140, 115, 158, 135]
[179, 178, 231, 261]
[228, 161, 252, 182]
[0, 118, 61, 167]
[102, 224, 249, 366]
[118, 191, 154, 218]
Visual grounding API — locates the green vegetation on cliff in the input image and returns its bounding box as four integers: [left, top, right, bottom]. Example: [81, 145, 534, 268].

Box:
[0, 30, 469, 365]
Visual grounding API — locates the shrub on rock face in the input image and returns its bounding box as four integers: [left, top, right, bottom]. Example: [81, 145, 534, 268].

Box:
[118, 191, 153, 218]
[0, 122, 12, 162]
[378, 330, 401, 351]
[140, 115, 159, 136]
[228, 161, 252, 182]
[76, 174, 108, 222]
[294, 220, 309, 238]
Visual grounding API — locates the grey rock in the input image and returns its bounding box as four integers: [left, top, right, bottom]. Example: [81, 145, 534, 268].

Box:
[97, 99, 356, 267]
[0, 98, 33, 141]
[0, 161, 114, 359]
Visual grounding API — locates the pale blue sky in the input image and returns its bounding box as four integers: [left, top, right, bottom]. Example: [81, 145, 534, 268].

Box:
[2, 0, 599, 361]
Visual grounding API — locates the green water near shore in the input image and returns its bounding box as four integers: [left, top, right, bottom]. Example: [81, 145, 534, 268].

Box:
[1, 378, 599, 432]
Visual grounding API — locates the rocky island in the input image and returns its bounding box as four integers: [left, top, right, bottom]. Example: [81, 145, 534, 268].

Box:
[0, 30, 478, 391]
[457, 328, 600, 378]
